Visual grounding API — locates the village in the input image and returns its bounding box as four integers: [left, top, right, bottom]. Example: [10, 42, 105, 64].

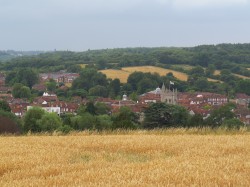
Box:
[0, 71, 250, 125]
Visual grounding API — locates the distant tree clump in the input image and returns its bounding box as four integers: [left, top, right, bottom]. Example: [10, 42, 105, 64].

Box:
[5, 68, 39, 88]
[12, 83, 31, 99]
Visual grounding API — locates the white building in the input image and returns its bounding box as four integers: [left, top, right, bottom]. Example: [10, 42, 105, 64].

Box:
[27, 106, 61, 115]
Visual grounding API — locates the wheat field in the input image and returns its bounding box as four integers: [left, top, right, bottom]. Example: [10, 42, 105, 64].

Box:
[100, 66, 224, 83]
[0, 131, 249, 187]
[100, 66, 189, 83]
[233, 74, 250, 80]
[99, 69, 130, 83]
[122, 66, 189, 81]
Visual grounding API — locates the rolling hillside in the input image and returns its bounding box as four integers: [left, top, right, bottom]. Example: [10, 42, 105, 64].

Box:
[100, 66, 222, 83]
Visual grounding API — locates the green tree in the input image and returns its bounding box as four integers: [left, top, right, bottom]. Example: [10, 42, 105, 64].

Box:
[129, 92, 138, 102]
[188, 114, 204, 127]
[143, 103, 172, 129]
[205, 64, 216, 76]
[46, 79, 57, 92]
[19, 86, 31, 98]
[0, 100, 11, 112]
[236, 79, 250, 95]
[194, 78, 209, 91]
[95, 102, 111, 115]
[96, 115, 113, 130]
[86, 101, 96, 115]
[6, 68, 39, 88]
[205, 104, 236, 127]
[12, 83, 31, 99]
[68, 89, 88, 98]
[23, 107, 45, 132]
[67, 64, 82, 73]
[112, 107, 138, 129]
[72, 68, 107, 91]
[109, 78, 121, 96]
[78, 113, 98, 130]
[37, 113, 63, 132]
[89, 85, 108, 97]
[189, 66, 205, 76]
[137, 77, 158, 94]
[127, 72, 145, 91]
[17, 68, 39, 88]
[222, 118, 245, 130]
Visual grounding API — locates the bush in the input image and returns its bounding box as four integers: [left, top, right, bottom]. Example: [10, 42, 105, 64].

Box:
[57, 125, 73, 134]
[0, 110, 21, 134]
[222, 118, 245, 130]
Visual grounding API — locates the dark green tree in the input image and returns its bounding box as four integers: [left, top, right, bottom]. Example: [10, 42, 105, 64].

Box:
[222, 118, 245, 130]
[72, 68, 107, 91]
[109, 78, 121, 96]
[143, 103, 189, 129]
[86, 101, 96, 115]
[188, 114, 204, 127]
[67, 64, 82, 73]
[95, 102, 111, 115]
[112, 107, 138, 129]
[205, 103, 236, 127]
[0, 100, 11, 112]
[89, 85, 108, 97]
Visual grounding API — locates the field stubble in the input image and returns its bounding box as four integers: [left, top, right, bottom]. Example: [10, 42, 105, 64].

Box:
[0, 130, 250, 186]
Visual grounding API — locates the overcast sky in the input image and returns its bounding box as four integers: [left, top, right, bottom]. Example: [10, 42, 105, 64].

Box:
[1, 0, 250, 51]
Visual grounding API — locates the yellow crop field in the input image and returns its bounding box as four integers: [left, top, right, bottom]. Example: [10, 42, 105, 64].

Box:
[233, 74, 250, 80]
[213, 70, 221, 75]
[213, 70, 250, 79]
[0, 131, 250, 186]
[79, 64, 87, 68]
[100, 66, 232, 83]
[207, 78, 223, 83]
[100, 69, 130, 83]
[122, 66, 188, 81]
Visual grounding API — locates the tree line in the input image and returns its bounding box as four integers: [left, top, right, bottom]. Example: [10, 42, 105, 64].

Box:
[1, 44, 250, 75]
[0, 99, 246, 134]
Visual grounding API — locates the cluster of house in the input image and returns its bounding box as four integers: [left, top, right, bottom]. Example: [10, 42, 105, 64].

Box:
[39, 71, 79, 83]
[0, 70, 249, 125]
[1, 87, 249, 125]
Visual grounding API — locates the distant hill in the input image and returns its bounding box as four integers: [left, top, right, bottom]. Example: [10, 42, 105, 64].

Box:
[0, 50, 46, 61]
[1, 44, 250, 77]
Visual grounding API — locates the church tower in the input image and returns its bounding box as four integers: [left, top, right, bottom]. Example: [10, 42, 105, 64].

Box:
[160, 83, 178, 105]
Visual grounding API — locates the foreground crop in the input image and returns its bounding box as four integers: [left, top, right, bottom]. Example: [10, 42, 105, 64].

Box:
[0, 132, 249, 186]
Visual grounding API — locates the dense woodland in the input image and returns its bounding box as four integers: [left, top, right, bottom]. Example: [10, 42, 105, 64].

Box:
[1, 44, 250, 74]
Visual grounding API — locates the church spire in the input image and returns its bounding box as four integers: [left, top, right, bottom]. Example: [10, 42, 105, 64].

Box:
[161, 82, 165, 92]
